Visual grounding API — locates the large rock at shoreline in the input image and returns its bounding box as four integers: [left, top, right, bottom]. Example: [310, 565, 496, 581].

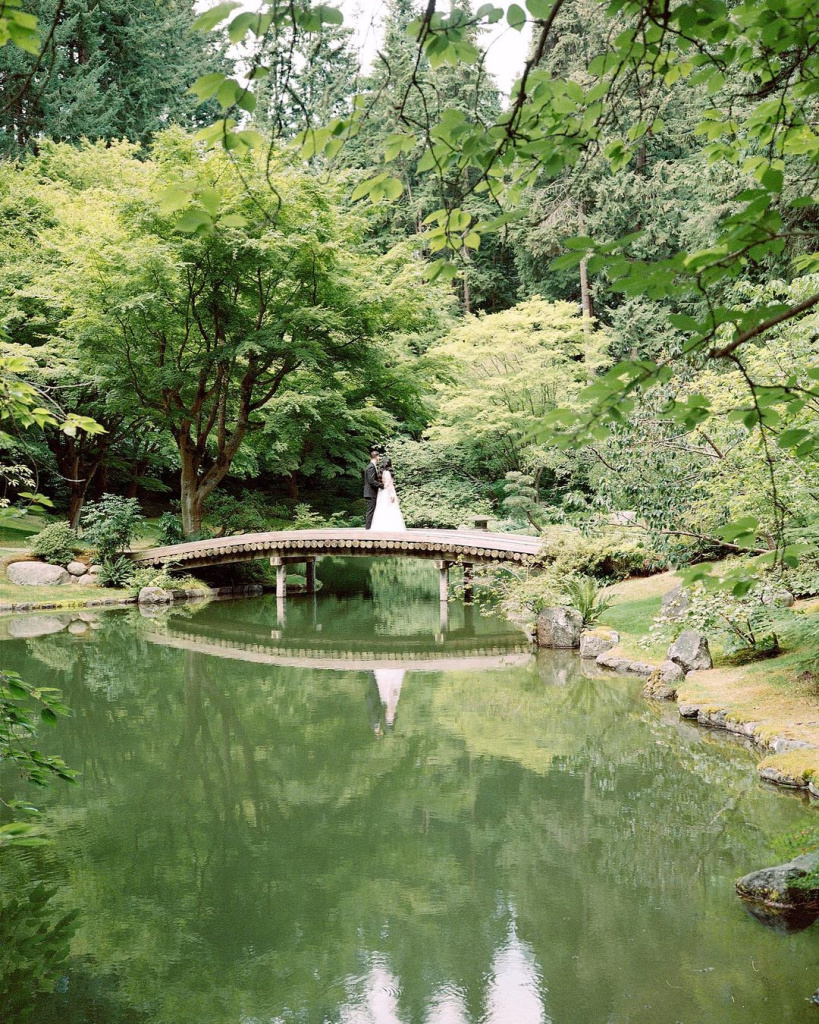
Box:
[138, 586, 173, 606]
[70, 573, 96, 586]
[596, 651, 633, 672]
[644, 659, 685, 700]
[7, 561, 71, 587]
[7, 615, 67, 639]
[668, 630, 712, 672]
[580, 627, 619, 659]
[66, 561, 87, 577]
[536, 607, 583, 649]
[736, 852, 819, 908]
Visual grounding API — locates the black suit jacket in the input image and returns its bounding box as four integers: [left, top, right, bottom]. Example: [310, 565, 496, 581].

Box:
[363, 461, 383, 498]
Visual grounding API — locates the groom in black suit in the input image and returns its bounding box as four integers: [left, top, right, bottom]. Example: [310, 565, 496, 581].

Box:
[363, 447, 383, 529]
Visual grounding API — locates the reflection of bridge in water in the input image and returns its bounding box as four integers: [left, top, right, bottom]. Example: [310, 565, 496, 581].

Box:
[145, 597, 532, 732]
[144, 625, 532, 673]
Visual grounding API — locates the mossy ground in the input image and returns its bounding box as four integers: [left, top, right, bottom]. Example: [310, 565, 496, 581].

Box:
[597, 569, 819, 781]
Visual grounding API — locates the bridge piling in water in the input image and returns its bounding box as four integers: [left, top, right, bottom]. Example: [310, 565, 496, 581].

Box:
[435, 560, 451, 603]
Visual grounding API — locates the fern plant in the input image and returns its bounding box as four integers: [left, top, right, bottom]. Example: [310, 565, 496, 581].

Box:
[562, 575, 614, 627]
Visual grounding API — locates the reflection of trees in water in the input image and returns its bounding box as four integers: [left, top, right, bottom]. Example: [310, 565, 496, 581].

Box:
[0, 864, 78, 1021]
[5, 621, 816, 1023]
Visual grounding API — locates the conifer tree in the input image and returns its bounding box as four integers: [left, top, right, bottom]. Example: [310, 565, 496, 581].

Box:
[0, 0, 228, 155]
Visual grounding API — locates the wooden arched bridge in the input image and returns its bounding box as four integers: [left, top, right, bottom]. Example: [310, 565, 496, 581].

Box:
[132, 528, 543, 601]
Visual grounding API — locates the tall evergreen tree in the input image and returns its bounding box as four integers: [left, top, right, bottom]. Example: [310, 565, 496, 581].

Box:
[253, 22, 361, 139]
[342, 0, 519, 313]
[0, 0, 228, 155]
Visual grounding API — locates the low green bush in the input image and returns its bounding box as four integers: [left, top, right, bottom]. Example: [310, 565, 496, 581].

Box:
[542, 527, 667, 581]
[129, 566, 205, 591]
[29, 522, 77, 565]
[81, 495, 144, 562]
[156, 512, 184, 546]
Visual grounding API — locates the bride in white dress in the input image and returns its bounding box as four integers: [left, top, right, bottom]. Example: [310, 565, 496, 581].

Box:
[370, 457, 406, 531]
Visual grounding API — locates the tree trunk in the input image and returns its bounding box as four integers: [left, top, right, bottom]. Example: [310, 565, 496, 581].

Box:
[287, 472, 299, 500]
[68, 486, 89, 530]
[126, 459, 148, 498]
[179, 439, 205, 536]
[580, 258, 593, 322]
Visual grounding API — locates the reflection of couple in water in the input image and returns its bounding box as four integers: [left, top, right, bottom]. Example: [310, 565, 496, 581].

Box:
[367, 669, 405, 736]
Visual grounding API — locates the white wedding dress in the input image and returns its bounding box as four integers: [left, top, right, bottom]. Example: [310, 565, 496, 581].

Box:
[370, 470, 406, 531]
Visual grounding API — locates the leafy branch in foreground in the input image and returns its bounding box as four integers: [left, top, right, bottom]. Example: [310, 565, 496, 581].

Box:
[0, 669, 75, 847]
[187, 0, 819, 557]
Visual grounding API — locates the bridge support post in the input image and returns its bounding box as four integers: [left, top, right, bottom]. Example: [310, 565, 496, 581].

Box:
[305, 558, 317, 595]
[275, 563, 287, 600]
[435, 560, 451, 604]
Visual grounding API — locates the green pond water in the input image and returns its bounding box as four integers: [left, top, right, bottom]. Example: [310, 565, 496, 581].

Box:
[1, 557, 818, 1023]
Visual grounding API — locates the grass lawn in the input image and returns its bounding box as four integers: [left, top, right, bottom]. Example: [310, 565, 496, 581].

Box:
[598, 570, 681, 660]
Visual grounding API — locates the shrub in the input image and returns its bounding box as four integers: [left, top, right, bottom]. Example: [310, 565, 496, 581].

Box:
[96, 556, 135, 588]
[204, 490, 270, 536]
[645, 581, 782, 658]
[30, 522, 76, 565]
[292, 503, 347, 530]
[81, 495, 144, 562]
[156, 512, 184, 546]
[129, 566, 205, 591]
[542, 527, 667, 581]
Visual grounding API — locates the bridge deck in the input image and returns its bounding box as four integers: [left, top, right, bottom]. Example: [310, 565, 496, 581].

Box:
[132, 528, 543, 569]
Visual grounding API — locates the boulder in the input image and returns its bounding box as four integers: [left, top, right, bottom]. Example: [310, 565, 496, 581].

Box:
[627, 661, 655, 677]
[668, 630, 712, 671]
[644, 659, 685, 700]
[7, 561, 72, 587]
[66, 561, 88, 577]
[70, 574, 96, 586]
[138, 586, 173, 605]
[660, 584, 690, 619]
[579, 627, 620, 659]
[88, 564, 102, 575]
[536, 607, 583, 649]
[67, 620, 88, 635]
[595, 651, 633, 672]
[736, 852, 819, 908]
[761, 588, 795, 608]
[7, 615, 67, 639]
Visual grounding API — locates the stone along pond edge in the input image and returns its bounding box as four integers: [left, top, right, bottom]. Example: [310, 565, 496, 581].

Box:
[0, 583, 271, 614]
[536, 607, 819, 798]
[537, 607, 819, 925]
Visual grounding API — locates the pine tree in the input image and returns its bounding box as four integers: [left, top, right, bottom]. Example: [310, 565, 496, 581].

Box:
[342, 0, 519, 313]
[0, 0, 228, 155]
[253, 23, 361, 139]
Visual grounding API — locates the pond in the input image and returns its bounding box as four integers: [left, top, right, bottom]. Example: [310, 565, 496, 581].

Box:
[1, 557, 818, 1023]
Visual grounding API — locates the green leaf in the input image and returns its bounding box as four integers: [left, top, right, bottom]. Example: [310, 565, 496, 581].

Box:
[176, 208, 213, 233]
[227, 11, 258, 44]
[191, 1, 241, 32]
[507, 4, 526, 29]
[718, 517, 759, 544]
[218, 213, 247, 228]
[316, 5, 344, 25]
[526, 0, 553, 16]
